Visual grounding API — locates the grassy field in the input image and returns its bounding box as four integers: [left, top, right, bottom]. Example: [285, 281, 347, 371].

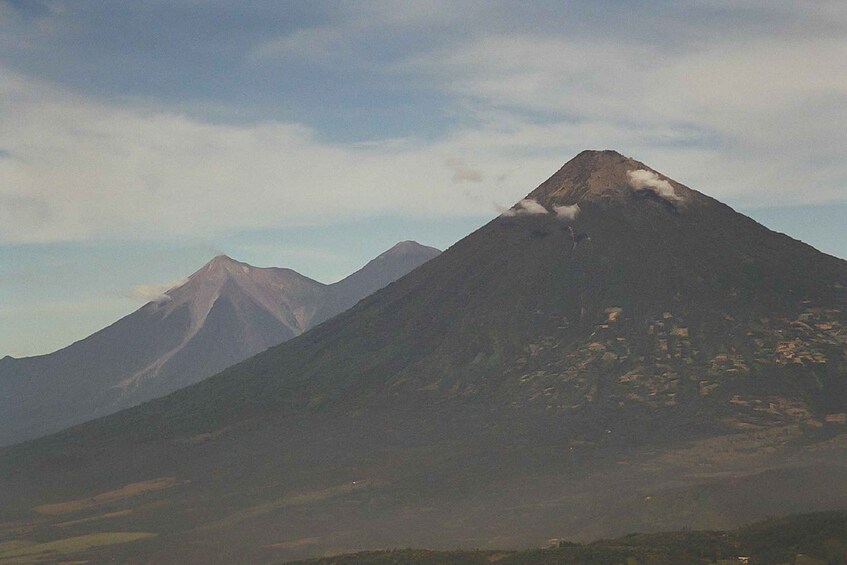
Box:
[0, 532, 157, 564]
[32, 477, 179, 516]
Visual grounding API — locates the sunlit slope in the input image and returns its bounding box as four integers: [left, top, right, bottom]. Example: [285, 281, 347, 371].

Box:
[0, 242, 438, 445]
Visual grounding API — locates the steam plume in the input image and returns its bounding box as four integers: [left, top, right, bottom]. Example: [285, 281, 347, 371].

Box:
[132, 278, 188, 303]
[446, 157, 483, 183]
[627, 169, 682, 202]
[500, 198, 548, 217]
[553, 203, 580, 221]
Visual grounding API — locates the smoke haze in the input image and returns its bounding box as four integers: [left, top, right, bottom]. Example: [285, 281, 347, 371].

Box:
[446, 158, 484, 183]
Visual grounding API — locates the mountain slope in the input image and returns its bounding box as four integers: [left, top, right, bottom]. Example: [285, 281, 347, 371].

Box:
[89, 150, 845, 437]
[316, 240, 442, 323]
[0, 242, 440, 445]
[286, 511, 847, 565]
[1, 151, 846, 563]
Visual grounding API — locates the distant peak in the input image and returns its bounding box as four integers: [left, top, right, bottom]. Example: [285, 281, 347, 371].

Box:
[208, 254, 237, 265]
[571, 149, 628, 162]
[190, 254, 256, 280]
[381, 241, 441, 258]
[204, 254, 251, 270]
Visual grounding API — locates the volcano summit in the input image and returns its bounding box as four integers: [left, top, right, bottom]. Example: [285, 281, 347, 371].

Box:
[0, 241, 439, 445]
[2, 151, 846, 563]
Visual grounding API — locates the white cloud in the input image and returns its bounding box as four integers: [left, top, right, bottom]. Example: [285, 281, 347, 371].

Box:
[500, 198, 548, 217]
[399, 23, 847, 208]
[130, 278, 188, 303]
[2, 3, 847, 247]
[0, 66, 574, 244]
[445, 157, 483, 183]
[553, 203, 580, 221]
[627, 169, 681, 202]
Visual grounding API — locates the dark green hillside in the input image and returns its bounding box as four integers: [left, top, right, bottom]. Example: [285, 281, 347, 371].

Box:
[1, 151, 847, 563]
[286, 511, 847, 565]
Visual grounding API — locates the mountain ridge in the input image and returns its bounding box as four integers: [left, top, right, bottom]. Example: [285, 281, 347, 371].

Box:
[9, 149, 844, 451]
[1, 151, 846, 563]
[0, 240, 440, 445]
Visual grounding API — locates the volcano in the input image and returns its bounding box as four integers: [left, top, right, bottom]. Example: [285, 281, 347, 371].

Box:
[1, 151, 846, 564]
[0, 241, 439, 445]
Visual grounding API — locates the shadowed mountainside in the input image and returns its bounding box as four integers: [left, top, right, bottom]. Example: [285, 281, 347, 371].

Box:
[1, 150, 846, 563]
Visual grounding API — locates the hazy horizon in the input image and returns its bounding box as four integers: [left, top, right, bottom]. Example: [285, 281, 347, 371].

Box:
[2, 1, 846, 355]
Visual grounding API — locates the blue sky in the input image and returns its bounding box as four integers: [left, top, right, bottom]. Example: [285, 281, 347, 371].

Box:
[1, 1, 846, 356]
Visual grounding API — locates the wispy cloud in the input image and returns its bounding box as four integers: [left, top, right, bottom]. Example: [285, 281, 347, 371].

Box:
[249, 27, 343, 63]
[0, 2, 846, 247]
[627, 169, 681, 202]
[0, 66, 571, 244]
[553, 203, 580, 221]
[500, 198, 548, 217]
[445, 157, 483, 183]
[130, 278, 188, 303]
[398, 10, 847, 207]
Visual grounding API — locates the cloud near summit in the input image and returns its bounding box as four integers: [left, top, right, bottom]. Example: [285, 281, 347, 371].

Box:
[0, 68, 557, 244]
[131, 278, 188, 303]
[627, 170, 681, 202]
[0, 2, 846, 244]
[445, 158, 483, 183]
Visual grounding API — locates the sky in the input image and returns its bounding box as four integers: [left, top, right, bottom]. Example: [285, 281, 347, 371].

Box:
[1, 1, 846, 357]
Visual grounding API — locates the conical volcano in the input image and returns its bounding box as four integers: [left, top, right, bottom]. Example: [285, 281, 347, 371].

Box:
[248, 149, 844, 432]
[2, 151, 846, 563]
[0, 242, 439, 445]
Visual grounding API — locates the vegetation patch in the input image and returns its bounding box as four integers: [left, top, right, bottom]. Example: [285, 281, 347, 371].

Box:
[285, 511, 847, 565]
[194, 479, 377, 533]
[0, 544, 33, 556]
[33, 477, 179, 516]
[263, 537, 322, 550]
[0, 532, 156, 564]
[55, 509, 133, 528]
